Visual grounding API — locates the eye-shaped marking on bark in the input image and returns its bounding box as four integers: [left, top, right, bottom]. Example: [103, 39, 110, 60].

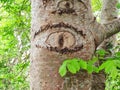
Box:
[51, 0, 76, 15]
[35, 22, 86, 54]
[45, 31, 75, 49]
[57, 0, 73, 9]
[34, 22, 95, 59]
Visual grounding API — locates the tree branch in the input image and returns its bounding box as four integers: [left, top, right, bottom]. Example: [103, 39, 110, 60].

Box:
[101, 0, 117, 23]
[101, 0, 119, 39]
[103, 18, 120, 38]
[97, 0, 118, 49]
[94, 18, 120, 47]
[91, 0, 120, 47]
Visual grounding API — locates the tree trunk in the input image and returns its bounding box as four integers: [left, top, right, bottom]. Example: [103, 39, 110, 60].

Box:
[30, 0, 120, 90]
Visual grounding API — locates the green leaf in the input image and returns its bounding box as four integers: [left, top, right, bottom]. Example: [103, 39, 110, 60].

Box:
[96, 49, 107, 56]
[115, 60, 120, 68]
[93, 66, 99, 73]
[92, 56, 98, 63]
[91, 0, 102, 12]
[59, 63, 67, 77]
[99, 61, 110, 71]
[117, 3, 120, 9]
[105, 62, 114, 73]
[88, 56, 98, 65]
[79, 60, 87, 70]
[67, 63, 77, 74]
[110, 67, 118, 79]
[87, 64, 93, 73]
[115, 52, 120, 58]
[71, 60, 80, 72]
[87, 57, 98, 73]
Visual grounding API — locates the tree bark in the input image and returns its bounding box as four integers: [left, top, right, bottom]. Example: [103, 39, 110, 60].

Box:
[30, 0, 120, 90]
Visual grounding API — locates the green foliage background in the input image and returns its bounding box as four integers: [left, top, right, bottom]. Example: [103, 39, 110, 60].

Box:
[0, 0, 120, 90]
[0, 0, 30, 89]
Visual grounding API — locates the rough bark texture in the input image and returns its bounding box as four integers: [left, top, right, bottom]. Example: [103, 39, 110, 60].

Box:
[30, 0, 120, 90]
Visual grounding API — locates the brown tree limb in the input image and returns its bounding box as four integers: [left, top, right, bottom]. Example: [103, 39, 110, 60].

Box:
[93, 17, 120, 47]
[103, 18, 120, 39]
[101, 0, 118, 23]
[91, 0, 119, 47]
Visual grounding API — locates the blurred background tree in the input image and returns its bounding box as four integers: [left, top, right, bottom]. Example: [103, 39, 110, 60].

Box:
[0, 0, 120, 90]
